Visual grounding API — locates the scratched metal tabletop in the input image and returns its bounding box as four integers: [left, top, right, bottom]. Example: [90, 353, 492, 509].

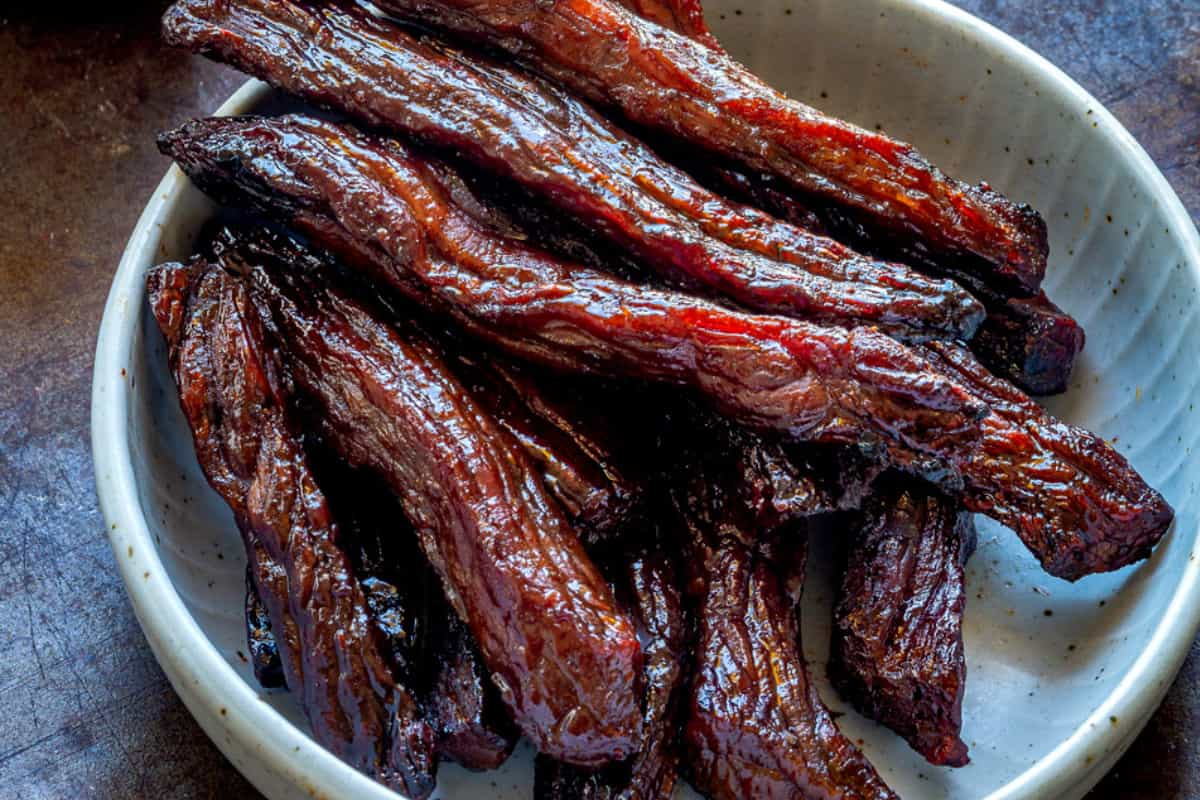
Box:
[0, 1, 1195, 797]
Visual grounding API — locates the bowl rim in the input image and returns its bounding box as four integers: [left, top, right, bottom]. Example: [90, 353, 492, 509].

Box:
[91, 2, 1200, 798]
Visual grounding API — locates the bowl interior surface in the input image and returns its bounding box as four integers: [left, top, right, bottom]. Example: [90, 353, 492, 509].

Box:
[95, 1, 1200, 799]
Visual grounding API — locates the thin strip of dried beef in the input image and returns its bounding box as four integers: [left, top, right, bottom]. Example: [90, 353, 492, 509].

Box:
[682, 157, 1085, 396]
[925, 341, 1172, 580]
[611, 0, 722, 50]
[244, 252, 643, 766]
[676, 501, 899, 800]
[146, 261, 437, 797]
[311, 455, 519, 771]
[535, 537, 688, 799]
[831, 478, 976, 767]
[158, 114, 987, 479]
[161, 0, 984, 342]
[372, 0, 1049, 295]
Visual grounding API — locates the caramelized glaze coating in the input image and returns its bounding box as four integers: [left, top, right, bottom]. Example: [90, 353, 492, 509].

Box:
[372, 0, 1049, 294]
[832, 479, 976, 767]
[444, 352, 641, 545]
[927, 342, 1174, 580]
[970, 290, 1085, 396]
[679, 527, 898, 800]
[535, 543, 687, 799]
[158, 114, 987, 473]
[146, 262, 437, 797]
[245, 258, 642, 766]
[161, 0, 984, 342]
[610, 0, 722, 50]
[693, 163, 1084, 395]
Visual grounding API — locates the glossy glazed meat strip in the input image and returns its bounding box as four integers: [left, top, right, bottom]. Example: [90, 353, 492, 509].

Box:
[244, 256, 642, 767]
[926, 342, 1173, 580]
[443, 352, 641, 544]
[372, 0, 1049, 294]
[312, 457, 519, 770]
[220, 222, 642, 545]
[831, 478, 976, 767]
[611, 0, 721, 50]
[692, 161, 1085, 395]
[161, 0, 984, 342]
[159, 114, 987, 475]
[677, 514, 898, 799]
[535, 542, 687, 799]
[146, 262, 437, 797]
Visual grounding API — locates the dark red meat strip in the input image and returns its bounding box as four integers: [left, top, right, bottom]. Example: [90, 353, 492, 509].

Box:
[927, 342, 1173, 580]
[442, 351, 642, 545]
[535, 539, 687, 799]
[611, 0, 722, 50]
[244, 254, 643, 766]
[677, 516, 898, 799]
[161, 0, 984, 342]
[146, 261, 437, 797]
[158, 114, 987, 477]
[687, 160, 1085, 395]
[372, 0, 1049, 294]
[312, 456, 519, 771]
[831, 478, 976, 767]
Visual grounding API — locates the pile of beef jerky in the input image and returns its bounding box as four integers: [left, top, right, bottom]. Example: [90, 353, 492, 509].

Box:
[146, 0, 1174, 796]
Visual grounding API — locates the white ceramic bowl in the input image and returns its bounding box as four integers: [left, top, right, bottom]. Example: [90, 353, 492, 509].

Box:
[92, 1, 1200, 798]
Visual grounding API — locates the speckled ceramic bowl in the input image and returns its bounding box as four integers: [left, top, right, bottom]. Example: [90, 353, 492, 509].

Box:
[93, 1, 1200, 798]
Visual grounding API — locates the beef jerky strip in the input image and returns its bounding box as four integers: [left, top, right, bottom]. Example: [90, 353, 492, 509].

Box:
[925, 342, 1173, 580]
[682, 154, 1084, 395]
[373, 0, 1049, 294]
[443, 351, 641, 544]
[831, 478, 976, 768]
[159, 115, 987, 478]
[611, 0, 721, 50]
[220, 222, 642, 545]
[675, 490, 898, 800]
[146, 262, 436, 797]
[161, 0, 984, 342]
[683, 403, 886, 527]
[535, 540, 687, 799]
[245, 256, 642, 767]
[970, 290, 1085, 396]
[314, 454, 519, 770]
[244, 568, 286, 689]
[608, 0, 1083, 397]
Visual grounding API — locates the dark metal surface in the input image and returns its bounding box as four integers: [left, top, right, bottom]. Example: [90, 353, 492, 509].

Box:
[0, 1, 1194, 797]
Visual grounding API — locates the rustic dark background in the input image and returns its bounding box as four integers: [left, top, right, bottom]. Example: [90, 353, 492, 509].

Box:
[0, 1, 1195, 797]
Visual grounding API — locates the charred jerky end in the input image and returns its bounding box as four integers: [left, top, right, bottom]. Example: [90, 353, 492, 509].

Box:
[832, 479, 975, 767]
[161, 0, 984, 342]
[158, 114, 987, 475]
[244, 567, 286, 690]
[535, 544, 687, 800]
[925, 342, 1174, 580]
[971, 290, 1086, 396]
[372, 0, 1049, 295]
[246, 258, 642, 767]
[146, 262, 437, 798]
[679, 525, 899, 800]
